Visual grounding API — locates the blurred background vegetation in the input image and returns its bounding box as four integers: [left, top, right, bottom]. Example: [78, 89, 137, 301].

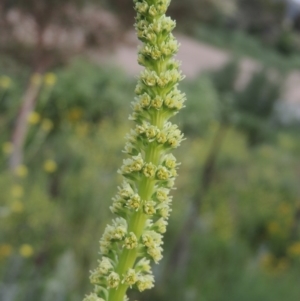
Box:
[1, 0, 300, 301]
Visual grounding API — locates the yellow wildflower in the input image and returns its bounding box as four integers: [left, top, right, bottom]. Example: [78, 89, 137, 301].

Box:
[19, 244, 34, 258]
[267, 221, 280, 235]
[11, 185, 24, 198]
[260, 252, 275, 271]
[15, 165, 28, 178]
[11, 200, 24, 213]
[0, 244, 13, 259]
[262, 257, 290, 276]
[0, 76, 12, 89]
[27, 111, 41, 124]
[276, 258, 289, 273]
[2, 142, 13, 154]
[43, 160, 57, 173]
[31, 73, 42, 86]
[288, 242, 300, 257]
[278, 203, 291, 215]
[44, 73, 57, 87]
[41, 118, 54, 132]
[67, 107, 83, 123]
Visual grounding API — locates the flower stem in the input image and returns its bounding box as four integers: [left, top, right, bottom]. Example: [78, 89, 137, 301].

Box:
[84, 1, 186, 300]
[108, 141, 160, 301]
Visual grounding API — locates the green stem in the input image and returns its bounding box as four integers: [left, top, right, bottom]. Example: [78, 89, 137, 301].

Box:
[151, 112, 164, 130]
[108, 144, 161, 301]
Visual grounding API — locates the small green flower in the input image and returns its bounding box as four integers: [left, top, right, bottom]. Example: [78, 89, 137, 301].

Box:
[123, 232, 138, 249]
[107, 272, 120, 289]
[99, 257, 114, 275]
[143, 201, 156, 215]
[143, 163, 157, 178]
[136, 274, 155, 292]
[123, 269, 138, 287]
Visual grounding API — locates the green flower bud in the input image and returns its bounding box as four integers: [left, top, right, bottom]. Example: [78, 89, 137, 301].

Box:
[89, 269, 102, 285]
[118, 182, 134, 200]
[151, 96, 163, 110]
[99, 239, 111, 255]
[142, 231, 163, 248]
[135, 1, 149, 14]
[123, 268, 138, 287]
[157, 204, 171, 219]
[144, 201, 156, 215]
[143, 163, 157, 178]
[112, 218, 128, 239]
[156, 166, 170, 180]
[155, 187, 170, 202]
[124, 232, 138, 249]
[99, 257, 114, 275]
[136, 274, 155, 292]
[140, 93, 151, 108]
[169, 168, 177, 177]
[153, 218, 168, 234]
[156, 132, 168, 144]
[107, 272, 120, 289]
[163, 153, 177, 169]
[148, 5, 158, 17]
[110, 197, 125, 215]
[135, 257, 151, 273]
[127, 194, 141, 211]
[141, 70, 158, 87]
[145, 125, 158, 140]
[147, 245, 163, 263]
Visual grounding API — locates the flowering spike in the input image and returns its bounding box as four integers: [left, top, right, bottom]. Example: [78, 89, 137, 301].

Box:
[84, 0, 185, 300]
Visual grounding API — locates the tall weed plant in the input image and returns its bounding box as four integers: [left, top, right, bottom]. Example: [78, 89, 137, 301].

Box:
[83, 1, 186, 301]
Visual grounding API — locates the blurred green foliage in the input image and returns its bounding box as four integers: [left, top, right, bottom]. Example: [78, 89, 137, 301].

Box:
[194, 25, 300, 72]
[100, 0, 300, 62]
[38, 61, 133, 126]
[209, 61, 282, 146]
[1, 59, 300, 301]
[178, 76, 219, 136]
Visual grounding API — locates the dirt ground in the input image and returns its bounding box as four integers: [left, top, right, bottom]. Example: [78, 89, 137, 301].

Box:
[92, 31, 300, 105]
